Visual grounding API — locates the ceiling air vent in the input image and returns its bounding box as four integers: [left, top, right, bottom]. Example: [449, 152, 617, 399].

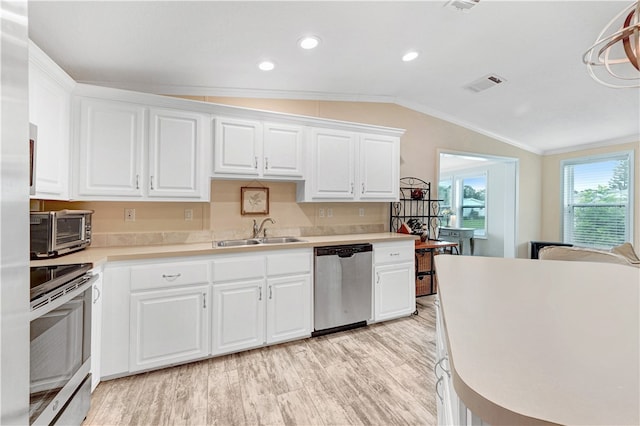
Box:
[464, 74, 506, 93]
[445, 0, 480, 12]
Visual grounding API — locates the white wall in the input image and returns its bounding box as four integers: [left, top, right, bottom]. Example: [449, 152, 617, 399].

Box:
[0, 1, 30, 423]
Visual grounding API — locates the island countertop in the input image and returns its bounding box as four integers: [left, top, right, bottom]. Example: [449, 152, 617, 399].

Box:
[434, 255, 640, 426]
[30, 232, 417, 267]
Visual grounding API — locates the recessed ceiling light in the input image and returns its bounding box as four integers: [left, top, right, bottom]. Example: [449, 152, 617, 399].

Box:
[258, 61, 275, 71]
[299, 36, 320, 50]
[402, 51, 419, 62]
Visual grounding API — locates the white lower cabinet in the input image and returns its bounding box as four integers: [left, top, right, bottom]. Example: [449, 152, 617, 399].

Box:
[211, 279, 265, 355]
[211, 250, 312, 356]
[374, 262, 415, 321]
[266, 274, 311, 344]
[129, 285, 210, 372]
[373, 241, 415, 322]
[90, 270, 103, 392]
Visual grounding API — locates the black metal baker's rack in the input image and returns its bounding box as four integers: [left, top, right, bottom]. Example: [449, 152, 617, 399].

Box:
[389, 177, 443, 240]
[389, 177, 444, 297]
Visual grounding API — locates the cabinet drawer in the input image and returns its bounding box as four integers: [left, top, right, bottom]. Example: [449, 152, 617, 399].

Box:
[212, 255, 265, 282]
[374, 242, 414, 264]
[266, 251, 312, 276]
[440, 230, 459, 237]
[131, 261, 209, 291]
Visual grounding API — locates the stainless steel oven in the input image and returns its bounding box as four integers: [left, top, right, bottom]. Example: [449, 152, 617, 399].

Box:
[30, 263, 97, 425]
[30, 210, 93, 259]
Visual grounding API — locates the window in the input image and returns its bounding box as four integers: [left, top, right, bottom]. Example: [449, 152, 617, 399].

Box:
[439, 173, 487, 237]
[562, 152, 633, 249]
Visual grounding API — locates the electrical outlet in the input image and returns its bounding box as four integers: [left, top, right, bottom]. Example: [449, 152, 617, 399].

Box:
[184, 209, 193, 221]
[124, 208, 136, 222]
[359, 208, 365, 217]
[327, 208, 333, 218]
[319, 208, 325, 218]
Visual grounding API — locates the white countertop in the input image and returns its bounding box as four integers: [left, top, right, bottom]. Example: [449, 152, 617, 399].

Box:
[30, 232, 417, 267]
[434, 255, 640, 425]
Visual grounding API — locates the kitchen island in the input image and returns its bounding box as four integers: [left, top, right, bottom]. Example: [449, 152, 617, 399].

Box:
[434, 255, 639, 425]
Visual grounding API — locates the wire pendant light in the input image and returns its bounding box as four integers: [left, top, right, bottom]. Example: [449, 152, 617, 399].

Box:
[583, 1, 640, 88]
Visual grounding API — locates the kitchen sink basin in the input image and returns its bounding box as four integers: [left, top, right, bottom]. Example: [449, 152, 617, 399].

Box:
[215, 239, 261, 247]
[214, 236, 306, 247]
[259, 237, 305, 244]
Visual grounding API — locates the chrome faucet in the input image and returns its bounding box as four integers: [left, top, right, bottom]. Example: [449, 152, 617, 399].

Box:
[253, 218, 275, 238]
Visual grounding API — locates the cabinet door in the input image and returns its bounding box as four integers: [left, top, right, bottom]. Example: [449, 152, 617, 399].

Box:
[309, 128, 356, 199]
[29, 62, 72, 200]
[374, 262, 415, 321]
[90, 272, 103, 392]
[130, 285, 210, 372]
[263, 122, 304, 178]
[100, 266, 130, 378]
[266, 274, 311, 344]
[359, 134, 399, 200]
[148, 108, 207, 199]
[211, 280, 265, 355]
[213, 117, 261, 176]
[76, 98, 145, 197]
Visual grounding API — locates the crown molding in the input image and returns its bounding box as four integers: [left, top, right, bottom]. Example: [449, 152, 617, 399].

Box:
[542, 134, 640, 156]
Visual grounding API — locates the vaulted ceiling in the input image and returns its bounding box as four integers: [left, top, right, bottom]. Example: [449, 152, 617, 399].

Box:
[29, 1, 640, 154]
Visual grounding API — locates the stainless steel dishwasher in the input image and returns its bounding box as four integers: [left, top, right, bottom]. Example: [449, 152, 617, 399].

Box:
[313, 243, 373, 336]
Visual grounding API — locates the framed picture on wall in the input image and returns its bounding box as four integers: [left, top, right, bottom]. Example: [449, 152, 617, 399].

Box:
[241, 187, 269, 215]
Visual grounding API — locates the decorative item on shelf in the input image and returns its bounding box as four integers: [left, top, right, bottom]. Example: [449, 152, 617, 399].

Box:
[389, 177, 443, 242]
[583, 0, 640, 88]
[241, 186, 269, 215]
[420, 225, 429, 242]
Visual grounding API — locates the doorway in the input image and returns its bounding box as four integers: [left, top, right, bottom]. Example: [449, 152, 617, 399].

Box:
[438, 151, 518, 258]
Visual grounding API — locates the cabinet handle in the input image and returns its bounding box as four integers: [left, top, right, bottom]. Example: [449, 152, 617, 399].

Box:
[93, 285, 101, 304]
[376, 272, 380, 284]
[390, 252, 400, 256]
[350, 183, 354, 194]
[269, 285, 272, 299]
[150, 175, 154, 190]
[435, 376, 444, 403]
[361, 182, 365, 194]
[162, 273, 181, 281]
[265, 157, 269, 170]
[136, 174, 140, 190]
[258, 286, 262, 301]
[203, 293, 207, 309]
[254, 156, 258, 169]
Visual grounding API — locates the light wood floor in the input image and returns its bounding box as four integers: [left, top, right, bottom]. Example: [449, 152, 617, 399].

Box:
[84, 295, 437, 426]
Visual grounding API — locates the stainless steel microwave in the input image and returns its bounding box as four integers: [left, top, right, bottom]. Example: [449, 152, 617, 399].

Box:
[30, 210, 93, 259]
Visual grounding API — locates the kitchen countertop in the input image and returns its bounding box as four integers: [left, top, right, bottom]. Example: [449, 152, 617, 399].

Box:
[434, 255, 640, 426]
[30, 232, 417, 267]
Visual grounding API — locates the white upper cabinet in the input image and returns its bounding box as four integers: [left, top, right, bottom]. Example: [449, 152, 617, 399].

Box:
[213, 117, 262, 177]
[148, 108, 207, 199]
[358, 133, 400, 200]
[73, 93, 210, 201]
[262, 122, 304, 178]
[75, 98, 146, 198]
[29, 41, 75, 200]
[212, 118, 304, 179]
[297, 128, 400, 202]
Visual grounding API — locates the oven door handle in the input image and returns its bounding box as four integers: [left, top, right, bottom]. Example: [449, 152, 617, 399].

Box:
[30, 274, 98, 321]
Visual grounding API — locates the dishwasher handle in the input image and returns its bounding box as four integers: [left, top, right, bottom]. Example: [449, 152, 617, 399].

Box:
[315, 244, 373, 257]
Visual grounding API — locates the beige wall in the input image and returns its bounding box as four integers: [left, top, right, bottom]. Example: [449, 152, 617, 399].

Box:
[39, 97, 544, 257]
[541, 141, 640, 246]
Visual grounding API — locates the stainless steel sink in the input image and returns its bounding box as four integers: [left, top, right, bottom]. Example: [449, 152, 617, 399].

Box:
[215, 239, 261, 247]
[259, 237, 306, 244]
[214, 236, 305, 247]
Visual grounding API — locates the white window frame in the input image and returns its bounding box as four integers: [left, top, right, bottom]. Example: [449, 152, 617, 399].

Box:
[439, 171, 488, 238]
[561, 151, 634, 249]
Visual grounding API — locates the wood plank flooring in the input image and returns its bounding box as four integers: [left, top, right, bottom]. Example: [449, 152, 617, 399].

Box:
[84, 296, 437, 426]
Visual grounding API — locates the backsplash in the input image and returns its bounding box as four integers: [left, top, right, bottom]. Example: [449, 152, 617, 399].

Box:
[90, 224, 386, 247]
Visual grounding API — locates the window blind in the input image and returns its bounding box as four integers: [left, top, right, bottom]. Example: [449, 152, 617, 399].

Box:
[562, 152, 633, 249]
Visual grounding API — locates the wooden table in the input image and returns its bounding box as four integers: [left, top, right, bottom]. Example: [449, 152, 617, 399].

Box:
[414, 240, 458, 296]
